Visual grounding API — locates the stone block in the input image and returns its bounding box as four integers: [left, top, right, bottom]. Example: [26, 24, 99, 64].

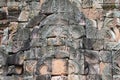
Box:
[71, 39, 83, 49]
[0, 10, 7, 20]
[51, 76, 67, 80]
[99, 50, 112, 63]
[24, 48, 41, 60]
[7, 52, 25, 65]
[113, 75, 120, 80]
[100, 62, 112, 80]
[30, 2, 41, 10]
[100, 62, 112, 75]
[40, 46, 56, 56]
[112, 50, 120, 75]
[30, 38, 43, 48]
[54, 46, 70, 58]
[70, 25, 85, 39]
[0, 67, 5, 75]
[2, 76, 22, 80]
[18, 11, 29, 22]
[36, 75, 51, 80]
[52, 59, 68, 75]
[36, 58, 52, 75]
[47, 37, 64, 46]
[13, 27, 30, 41]
[101, 75, 113, 80]
[84, 50, 99, 63]
[70, 49, 84, 60]
[83, 38, 104, 50]
[40, 0, 77, 13]
[45, 26, 66, 38]
[30, 28, 42, 47]
[24, 60, 37, 74]
[9, 22, 18, 42]
[86, 75, 102, 80]
[86, 27, 105, 39]
[104, 42, 120, 50]
[7, 65, 23, 75]
[0, 48, 7, 66]
[86, 63, 100, 75]
[68, 60, 84, 74]
[0, 0, 6, 7]
[23, 76, 36, 80]
[11, 41, 24, 53]
[81, 0, 93, 8]
[7, 2, 19, 11]
[68, 75, 86, 80]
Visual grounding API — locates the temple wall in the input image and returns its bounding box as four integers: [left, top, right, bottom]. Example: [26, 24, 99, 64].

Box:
[0, 0, 120, 80]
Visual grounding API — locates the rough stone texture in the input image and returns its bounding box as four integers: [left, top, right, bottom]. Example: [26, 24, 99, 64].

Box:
[52, 59, 68, 75]
[51, 76, 67, 80]
[0, 0, 120, 80]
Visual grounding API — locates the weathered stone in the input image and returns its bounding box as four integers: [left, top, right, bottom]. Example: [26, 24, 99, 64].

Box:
[47, 37, 64, 46]
[112, 50, 120, 75]
[100, 62, 112, 80]
[54, 46, 70, 58]
[113, 75, 120, 80]
[68, 75, 86, 80]
[24, 60, 37, 74]
[36, 58, 52, 75]
[11, 41, 24, 53]
[84, 50, 99, 63]
[30, 2, 41, 10]
[87, 63, 100, 74]
[24, 48, 41, 60]
[7, 2, 19, 11]
[36, 75, 51, 80]
[40, 46, 54, 56]
[13, 27, 30, 41]
[72, 39, 83, 49]
[86, 27, 105, 39]
[52, 59, 68, 75]
[0, 0, 118, 79]
[68, 60, 84, 74]
[0, 47, 7, 66]
[0, 0, 6, 7]
[7, 65, 23, 75]
[40, 0, 79, 13]
[7, 52, 25, 65]
[0, 67, 6, 75]
[83, 38, 104, 50]
[30, 38, 43, 48]
[70, 49, 84, 60]
[30, 27, 42, 47]
[9, 22, 18, 36]
[86, 75, 102, 80]
[2, 76, 22, 80]
[100, 62, 112, 75]
[99, 50, 112, 63]
[1, 27, 9, 50]
[23, 76, 36, 80]
[81, 0, 93, 8]
[104, 42, 120, 50]
[82, 8, 101, 20]
[0, 10, 7, 20]
[51, 76, 67, 80]
[69, 25, 85, 39]
[26, 13, 47, 28]
[18, 10, 29, 21]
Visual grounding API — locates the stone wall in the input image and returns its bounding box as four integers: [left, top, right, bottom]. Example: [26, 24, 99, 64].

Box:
[0, 0, 120, 80]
